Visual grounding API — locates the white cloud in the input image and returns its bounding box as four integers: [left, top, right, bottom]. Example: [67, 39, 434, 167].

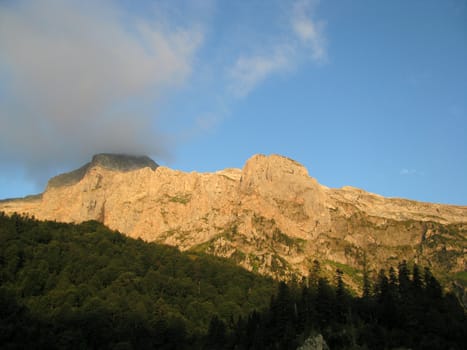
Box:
[400, 169, 414, 175]
[227, 0, 327, 98]
[195, 113, 223, 132]
[0, 0, 203, 182]
[292, 0, 327, 62]
[400, 168, 424, 176]
[228, 46, 293, 97]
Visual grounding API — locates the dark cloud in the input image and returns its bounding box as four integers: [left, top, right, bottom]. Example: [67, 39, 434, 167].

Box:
[0, 0, 202, 184]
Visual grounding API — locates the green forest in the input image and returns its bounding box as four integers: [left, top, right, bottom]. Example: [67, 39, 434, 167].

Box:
[0, 213, 465, 349]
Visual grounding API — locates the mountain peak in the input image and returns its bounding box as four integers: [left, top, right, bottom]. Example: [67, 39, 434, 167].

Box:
[90, 153, 158, 172]
[47, 153, 158, 189]
[243, 154, 309, 178]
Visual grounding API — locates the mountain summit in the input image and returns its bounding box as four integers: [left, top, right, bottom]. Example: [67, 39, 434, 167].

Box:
[89, 153, 158, 171]
[1, 153, 466, 291]
[47, 153, 158, 188]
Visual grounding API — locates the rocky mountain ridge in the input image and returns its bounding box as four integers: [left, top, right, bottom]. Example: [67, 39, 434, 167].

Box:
[47, 153, 158, 188]
[1, 153, 466, 289]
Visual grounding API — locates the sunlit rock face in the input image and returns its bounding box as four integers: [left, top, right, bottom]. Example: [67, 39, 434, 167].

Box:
[1, 153, 466, 287]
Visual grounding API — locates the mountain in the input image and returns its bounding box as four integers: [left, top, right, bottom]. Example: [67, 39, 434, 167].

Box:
[1, 153, 466, 290]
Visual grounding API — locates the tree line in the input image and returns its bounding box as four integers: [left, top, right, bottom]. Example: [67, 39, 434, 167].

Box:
[0, 213, 465, 349]
[206, 260, 466, 349]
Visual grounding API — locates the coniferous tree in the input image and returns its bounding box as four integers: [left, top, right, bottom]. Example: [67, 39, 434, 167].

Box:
[297, 283, 313, 333]
[412, 263, 423, 292]
[316, 277, 334, 328]
[206, 315, 227, 350]
[423, 267, 442, 300]
[388, 266, 398, 292]
[362, 254, 371, 299]
[269, 281, 295, 344]
[308, 259, 321, 290]
[375, 269, 398, 330]
[335, 269, 349, 324]
[398, 260, 411, 298]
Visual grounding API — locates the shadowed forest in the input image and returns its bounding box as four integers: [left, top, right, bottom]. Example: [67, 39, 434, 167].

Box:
[0, 213, 465, 349]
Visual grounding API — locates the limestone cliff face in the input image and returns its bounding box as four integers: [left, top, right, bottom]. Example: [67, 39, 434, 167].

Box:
[1, 153, 466, 286]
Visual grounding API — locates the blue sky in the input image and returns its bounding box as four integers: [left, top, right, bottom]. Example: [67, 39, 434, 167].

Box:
[0, 0, 466, 205]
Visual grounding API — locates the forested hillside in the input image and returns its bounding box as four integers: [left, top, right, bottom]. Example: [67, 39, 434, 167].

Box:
[0, 213, 275, 349]
[0, 213, 465, 349]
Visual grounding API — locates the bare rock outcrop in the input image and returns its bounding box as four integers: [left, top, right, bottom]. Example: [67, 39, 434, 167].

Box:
[1, 153, 466, 285]
[297, 334, 329, 350]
